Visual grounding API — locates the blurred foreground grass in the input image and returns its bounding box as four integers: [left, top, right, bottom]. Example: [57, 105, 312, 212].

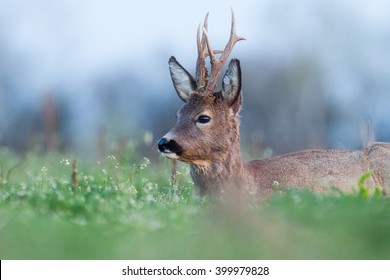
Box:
[1, 147, 390, 259]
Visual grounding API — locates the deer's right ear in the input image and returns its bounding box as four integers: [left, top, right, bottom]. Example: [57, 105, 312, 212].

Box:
[222, 59, 242, 113]
[169, 56, 197, 102]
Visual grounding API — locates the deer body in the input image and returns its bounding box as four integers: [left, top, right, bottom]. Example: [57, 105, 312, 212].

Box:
[244, 144, 390, 196]
[158, 12, 390, 196]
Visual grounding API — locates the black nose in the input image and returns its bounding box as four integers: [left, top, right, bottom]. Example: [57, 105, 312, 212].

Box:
[157, 138, 169, 152]
[157, 137, 184, 155]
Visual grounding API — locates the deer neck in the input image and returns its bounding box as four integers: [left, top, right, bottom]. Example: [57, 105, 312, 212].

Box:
[189, 125, 244, 195]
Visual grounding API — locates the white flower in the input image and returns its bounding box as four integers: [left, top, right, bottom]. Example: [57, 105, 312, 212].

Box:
[60, 159, 70, 166]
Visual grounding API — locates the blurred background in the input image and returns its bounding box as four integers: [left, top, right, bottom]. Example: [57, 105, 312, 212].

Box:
[1, 0, 390, 160]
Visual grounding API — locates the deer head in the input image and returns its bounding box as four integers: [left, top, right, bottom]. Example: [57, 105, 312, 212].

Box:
[158, 11, 245, 167]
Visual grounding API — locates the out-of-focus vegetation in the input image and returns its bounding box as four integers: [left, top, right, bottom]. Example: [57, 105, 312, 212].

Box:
[1, 146, 390, 259]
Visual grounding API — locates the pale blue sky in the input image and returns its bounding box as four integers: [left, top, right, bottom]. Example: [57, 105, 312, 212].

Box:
[1, 0, 389, 96]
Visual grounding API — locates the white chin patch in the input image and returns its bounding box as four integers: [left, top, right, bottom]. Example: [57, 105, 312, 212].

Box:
[163, 152, 180, 160]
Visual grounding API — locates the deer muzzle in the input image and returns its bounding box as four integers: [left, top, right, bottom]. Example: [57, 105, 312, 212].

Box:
[157, 137, 183, 159]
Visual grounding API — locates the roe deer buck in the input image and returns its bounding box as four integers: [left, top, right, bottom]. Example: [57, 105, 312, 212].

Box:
[158, 11, 390, 196]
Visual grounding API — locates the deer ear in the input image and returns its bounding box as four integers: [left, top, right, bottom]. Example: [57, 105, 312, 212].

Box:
[169, 56, 197, 102]
[222, 59, 242, 112]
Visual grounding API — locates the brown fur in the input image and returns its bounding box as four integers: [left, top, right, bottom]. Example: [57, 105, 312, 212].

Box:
[158, 13, 390, 197]
[160, 86, 390, 197]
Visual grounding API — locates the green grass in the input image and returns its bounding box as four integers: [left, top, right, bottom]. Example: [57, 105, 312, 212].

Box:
[1, 147, 390, 259]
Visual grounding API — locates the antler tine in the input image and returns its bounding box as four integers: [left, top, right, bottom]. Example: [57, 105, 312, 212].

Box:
[204, 9, 245, 93]
[195, 13, 209, 90]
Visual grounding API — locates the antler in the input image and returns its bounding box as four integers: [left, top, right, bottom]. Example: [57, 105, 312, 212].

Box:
[196, 14, 224, 91]
[195, 13, 209, 90]
[203, 9, 245, 93]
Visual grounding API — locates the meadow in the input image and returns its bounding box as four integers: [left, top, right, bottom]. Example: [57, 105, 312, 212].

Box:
[1, 145, 390, 260]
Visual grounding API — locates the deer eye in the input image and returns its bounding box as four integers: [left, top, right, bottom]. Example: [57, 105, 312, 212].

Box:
[197, 115, 211, 124]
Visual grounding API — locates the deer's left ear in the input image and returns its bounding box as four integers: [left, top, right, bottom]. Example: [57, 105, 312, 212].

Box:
[222, 59, 242, 113]
[169, 56, 197, 102]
